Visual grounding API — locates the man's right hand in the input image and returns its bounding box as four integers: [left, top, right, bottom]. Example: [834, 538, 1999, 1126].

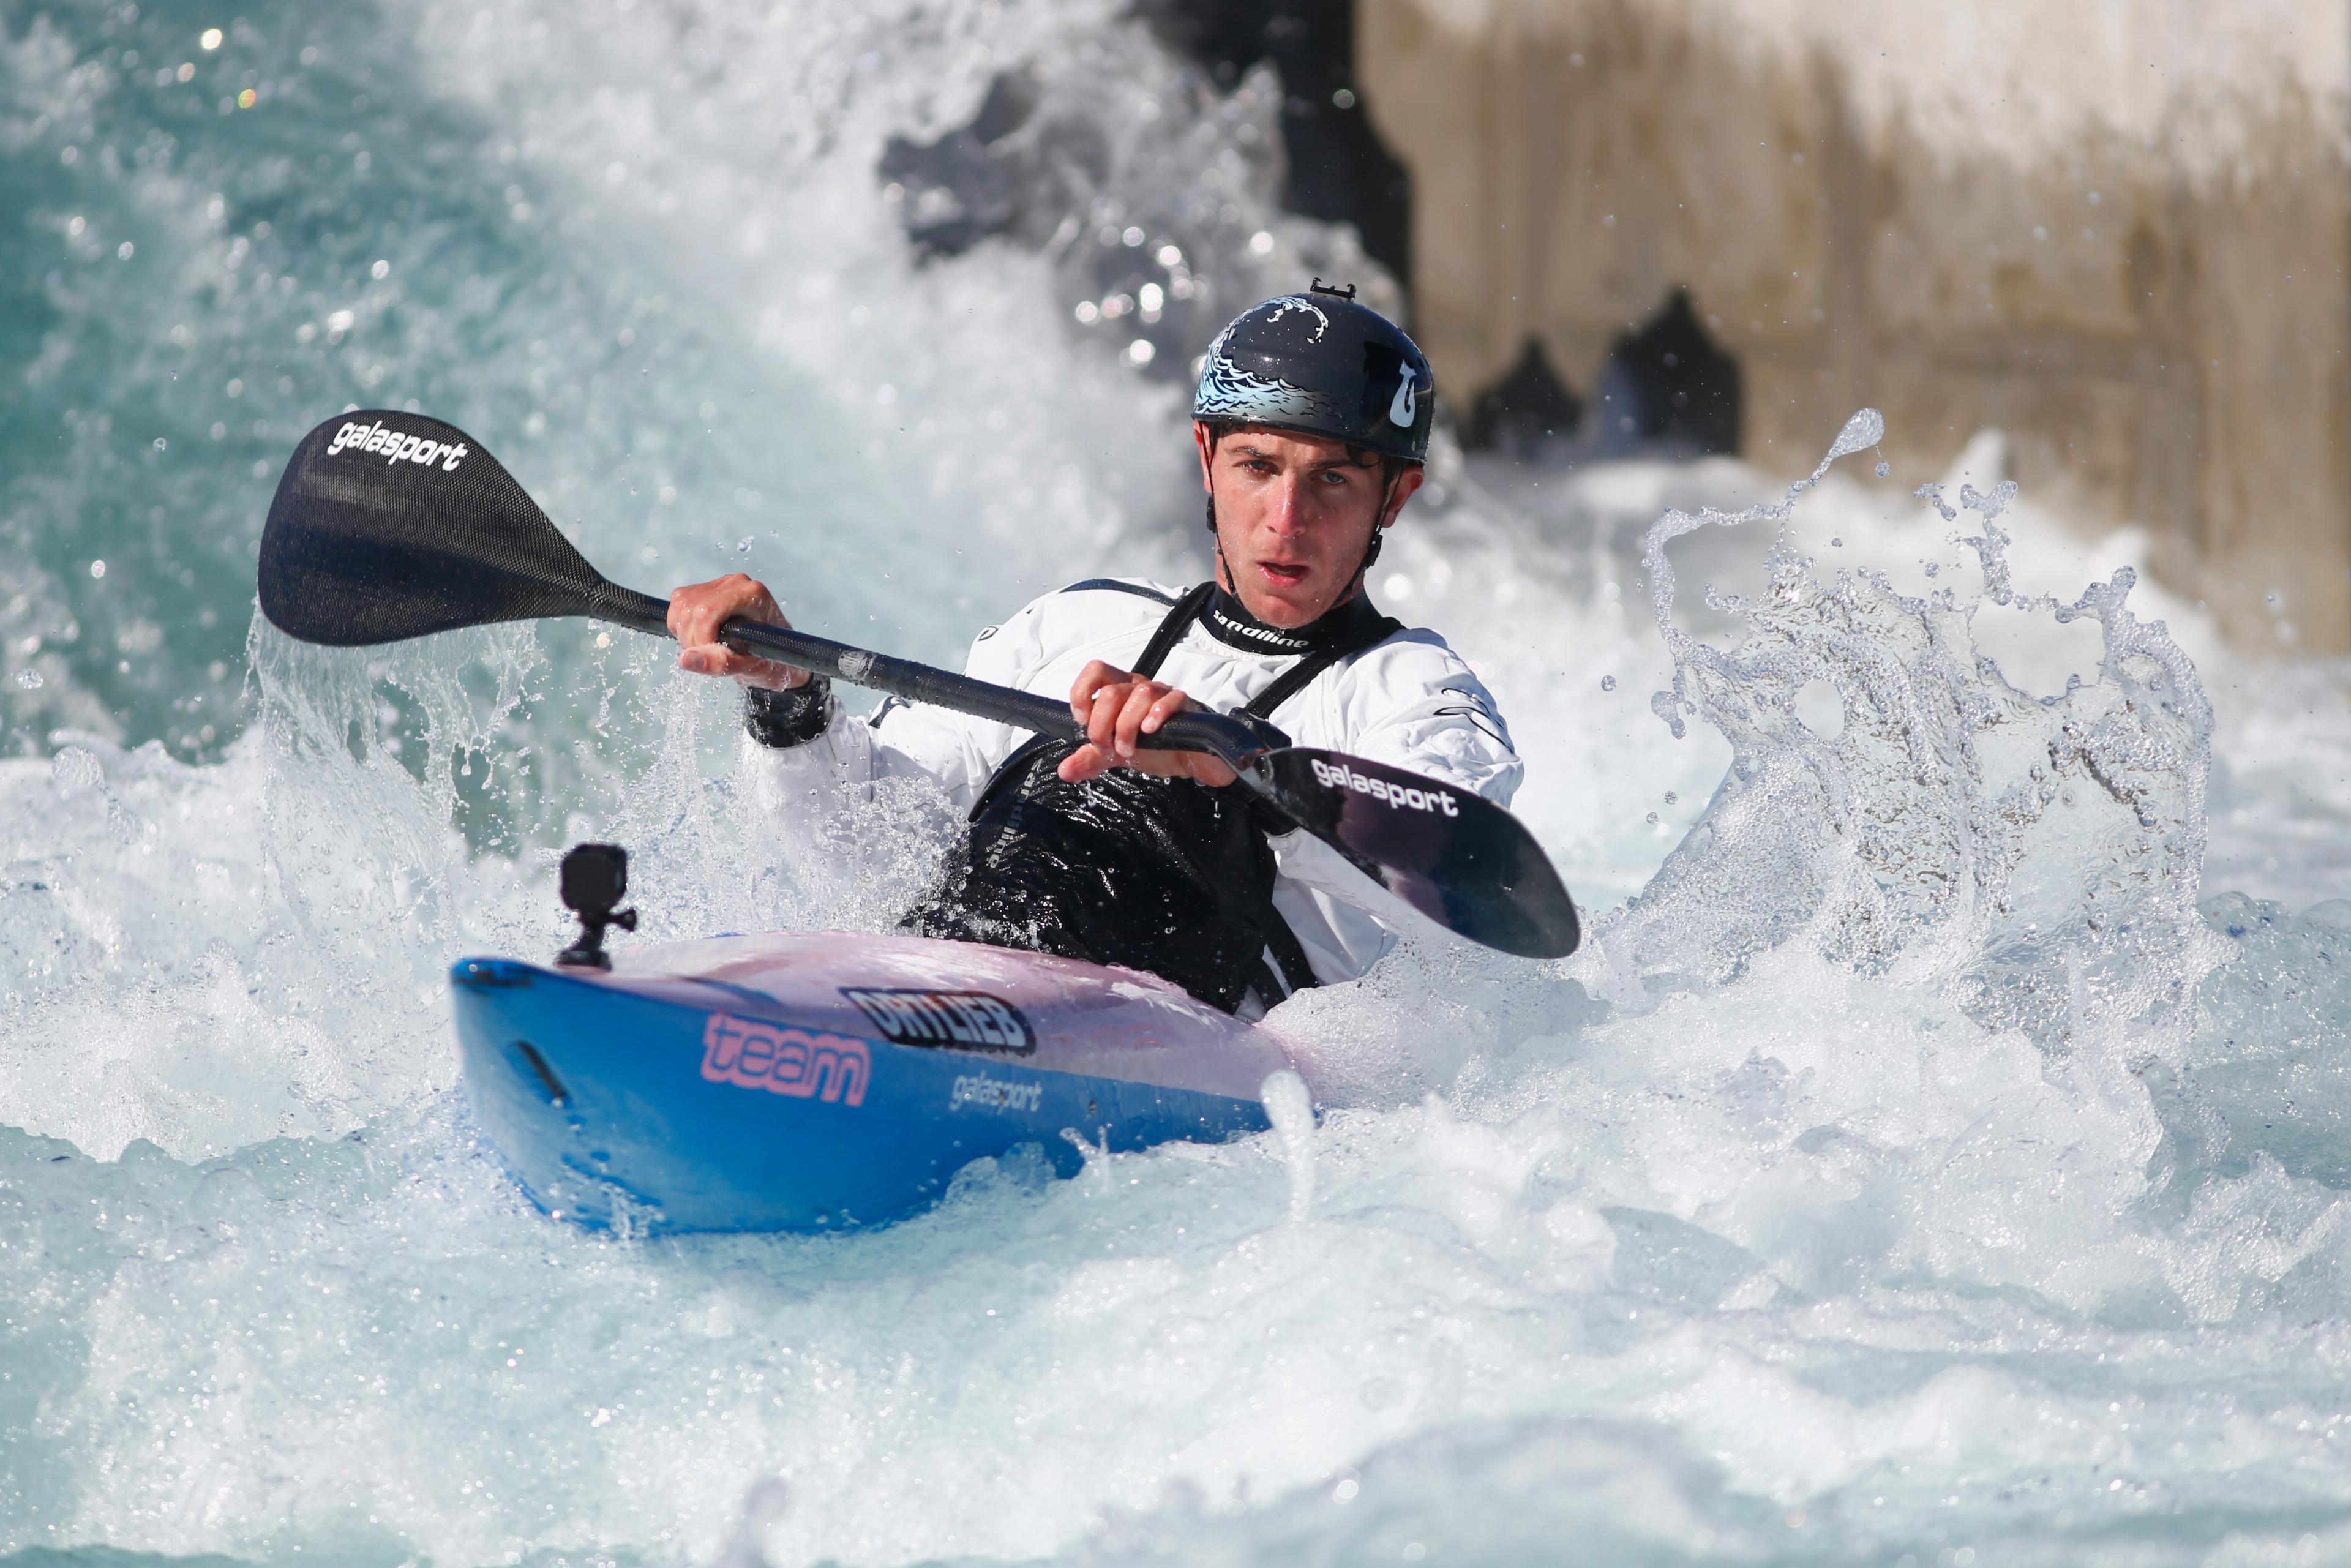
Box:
[667, 574, 812, 690]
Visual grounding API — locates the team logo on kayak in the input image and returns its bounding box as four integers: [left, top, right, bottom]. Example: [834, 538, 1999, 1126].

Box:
[840, 988, 1035, 1055]
[700, 1012, 871, 1106]
[1308, 757, 1460, 817]
[324, 418, 469, 473]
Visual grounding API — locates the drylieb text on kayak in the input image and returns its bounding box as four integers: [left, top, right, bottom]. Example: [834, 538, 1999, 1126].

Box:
[841, 987, 1035, 1054]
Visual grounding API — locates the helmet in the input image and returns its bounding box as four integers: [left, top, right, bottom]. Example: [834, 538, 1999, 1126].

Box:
[1193, 282, 1433, 464]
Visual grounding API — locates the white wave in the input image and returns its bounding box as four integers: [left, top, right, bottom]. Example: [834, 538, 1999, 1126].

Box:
[5, 2, 2351, 1565]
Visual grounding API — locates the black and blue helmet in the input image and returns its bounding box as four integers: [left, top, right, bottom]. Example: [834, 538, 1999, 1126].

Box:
[1193, 282, 1434, 465]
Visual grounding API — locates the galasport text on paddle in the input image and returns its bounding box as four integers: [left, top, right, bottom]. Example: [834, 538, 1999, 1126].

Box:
[256, 411, 1580, 959]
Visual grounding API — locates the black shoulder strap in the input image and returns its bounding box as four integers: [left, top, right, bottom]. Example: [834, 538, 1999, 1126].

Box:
[1132, 582, 1216, 680]
[964, 584, 1212, 824]
[1240, 611, 1403, 721]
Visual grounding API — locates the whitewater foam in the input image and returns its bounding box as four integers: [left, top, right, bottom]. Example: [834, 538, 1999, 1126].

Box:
[5, 2, 2351, 1566]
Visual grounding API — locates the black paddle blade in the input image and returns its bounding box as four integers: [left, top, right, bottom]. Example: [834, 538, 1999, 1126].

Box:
[1259, 749, 1581, 959]
[260, 411, 641, 645]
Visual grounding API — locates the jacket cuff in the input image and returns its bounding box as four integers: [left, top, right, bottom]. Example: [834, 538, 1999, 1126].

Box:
[743, 676, 834, 748]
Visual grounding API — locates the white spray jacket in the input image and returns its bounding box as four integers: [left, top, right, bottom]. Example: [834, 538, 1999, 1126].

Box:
[745, 578, 1523, 986]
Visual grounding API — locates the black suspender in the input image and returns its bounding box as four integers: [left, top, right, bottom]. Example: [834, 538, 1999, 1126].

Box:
[1235, 608, 1403, 722]
[1134, 586, 1401, 1005]
[1130, 582, 1217, 681]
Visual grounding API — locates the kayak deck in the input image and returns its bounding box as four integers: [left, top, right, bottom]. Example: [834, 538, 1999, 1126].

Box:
[450, 931, 1295, 1234]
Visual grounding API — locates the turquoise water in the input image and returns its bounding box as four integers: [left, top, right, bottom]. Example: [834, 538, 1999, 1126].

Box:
[6, 2, 2351, 1564]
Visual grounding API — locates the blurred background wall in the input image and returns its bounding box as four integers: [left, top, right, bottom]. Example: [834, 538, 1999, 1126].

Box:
[1349, 0, 2351, 653]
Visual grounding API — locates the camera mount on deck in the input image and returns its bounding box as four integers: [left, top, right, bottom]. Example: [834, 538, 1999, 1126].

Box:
[555, 842, 636, 970]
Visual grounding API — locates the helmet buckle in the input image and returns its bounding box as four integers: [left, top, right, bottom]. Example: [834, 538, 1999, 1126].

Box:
[1308, 278, 1358, 301]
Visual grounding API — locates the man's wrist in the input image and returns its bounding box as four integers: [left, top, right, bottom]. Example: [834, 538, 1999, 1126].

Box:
[743, 675, 834, 748]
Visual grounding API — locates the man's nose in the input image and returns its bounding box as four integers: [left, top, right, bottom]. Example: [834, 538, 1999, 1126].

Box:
[1264, 473, 1309, 535]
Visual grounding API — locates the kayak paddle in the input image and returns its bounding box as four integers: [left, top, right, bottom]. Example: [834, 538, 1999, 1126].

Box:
[257, 411, 1581, 959]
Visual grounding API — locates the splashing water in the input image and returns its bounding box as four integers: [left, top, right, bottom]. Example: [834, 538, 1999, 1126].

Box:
[1616, 415, 2213, 1040]
[6, 4, 2351, 1566]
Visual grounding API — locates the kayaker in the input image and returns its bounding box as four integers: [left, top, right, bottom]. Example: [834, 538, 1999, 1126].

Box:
[668, 283, 1522, 1018]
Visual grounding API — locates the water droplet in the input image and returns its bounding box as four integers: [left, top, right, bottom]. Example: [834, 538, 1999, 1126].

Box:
[1792, 407, 1885, 490]
[1830, 538, 1843, 548]
[737, 537, 753, 553]
[12, 669, 42, 689]
[1646, 812, 1660, 825]
[1600, 675, 1616, 691]
[1875, 460, 1891, 478]
[1664, 792, 1678, 804]
[1827, 408, 1885, 460]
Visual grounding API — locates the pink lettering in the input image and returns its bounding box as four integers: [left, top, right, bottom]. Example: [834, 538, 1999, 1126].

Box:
[699, 1012, 871, 1107]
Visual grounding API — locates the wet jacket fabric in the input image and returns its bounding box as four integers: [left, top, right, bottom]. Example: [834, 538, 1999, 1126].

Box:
[743, 577, 1523, 1008]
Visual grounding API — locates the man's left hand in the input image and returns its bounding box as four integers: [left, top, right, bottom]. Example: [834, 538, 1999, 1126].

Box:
[1060, 660, 1239, 786]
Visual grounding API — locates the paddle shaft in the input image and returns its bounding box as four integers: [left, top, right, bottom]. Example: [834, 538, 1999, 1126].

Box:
[255, 408, 1579, 956]
[593, 587, 1280, 770]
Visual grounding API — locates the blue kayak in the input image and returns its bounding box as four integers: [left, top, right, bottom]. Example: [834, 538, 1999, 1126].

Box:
[449, 931, 1298, 1233]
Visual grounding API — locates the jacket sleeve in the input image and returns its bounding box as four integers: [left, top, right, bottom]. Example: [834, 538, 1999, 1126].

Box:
[1265, 637, 1526, 973]
[738, 591, 1061, 816]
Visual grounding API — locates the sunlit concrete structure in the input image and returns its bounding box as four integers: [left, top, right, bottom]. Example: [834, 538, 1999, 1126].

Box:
[1360, 0, 2350, 651]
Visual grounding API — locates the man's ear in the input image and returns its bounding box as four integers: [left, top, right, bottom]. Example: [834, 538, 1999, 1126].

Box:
[1192, 422, 1217, 491]
[1384, 464, 1427, 527]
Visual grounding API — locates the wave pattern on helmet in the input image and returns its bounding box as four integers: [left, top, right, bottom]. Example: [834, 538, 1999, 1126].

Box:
[1193, 324, 1346, 427]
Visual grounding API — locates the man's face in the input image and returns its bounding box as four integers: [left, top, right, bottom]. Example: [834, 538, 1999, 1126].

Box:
[1196, 423, 1423, 628]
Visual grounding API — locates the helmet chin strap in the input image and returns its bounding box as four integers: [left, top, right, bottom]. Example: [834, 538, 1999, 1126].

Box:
[1356, 469, 1400, 583]
[1205, 492, 1233, 593]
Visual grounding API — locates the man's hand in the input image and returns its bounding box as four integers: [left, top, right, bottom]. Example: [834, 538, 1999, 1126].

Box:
[667, 574, 812, 690]
[1060, 660, 1238, 786]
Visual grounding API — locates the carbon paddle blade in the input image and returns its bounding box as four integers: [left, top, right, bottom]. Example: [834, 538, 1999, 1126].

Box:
[259, 411, 658, 645]
[1253, 749, 1581, 958]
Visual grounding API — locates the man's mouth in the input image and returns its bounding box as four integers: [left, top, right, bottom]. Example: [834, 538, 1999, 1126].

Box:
[1256, 560, 1310, 587]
